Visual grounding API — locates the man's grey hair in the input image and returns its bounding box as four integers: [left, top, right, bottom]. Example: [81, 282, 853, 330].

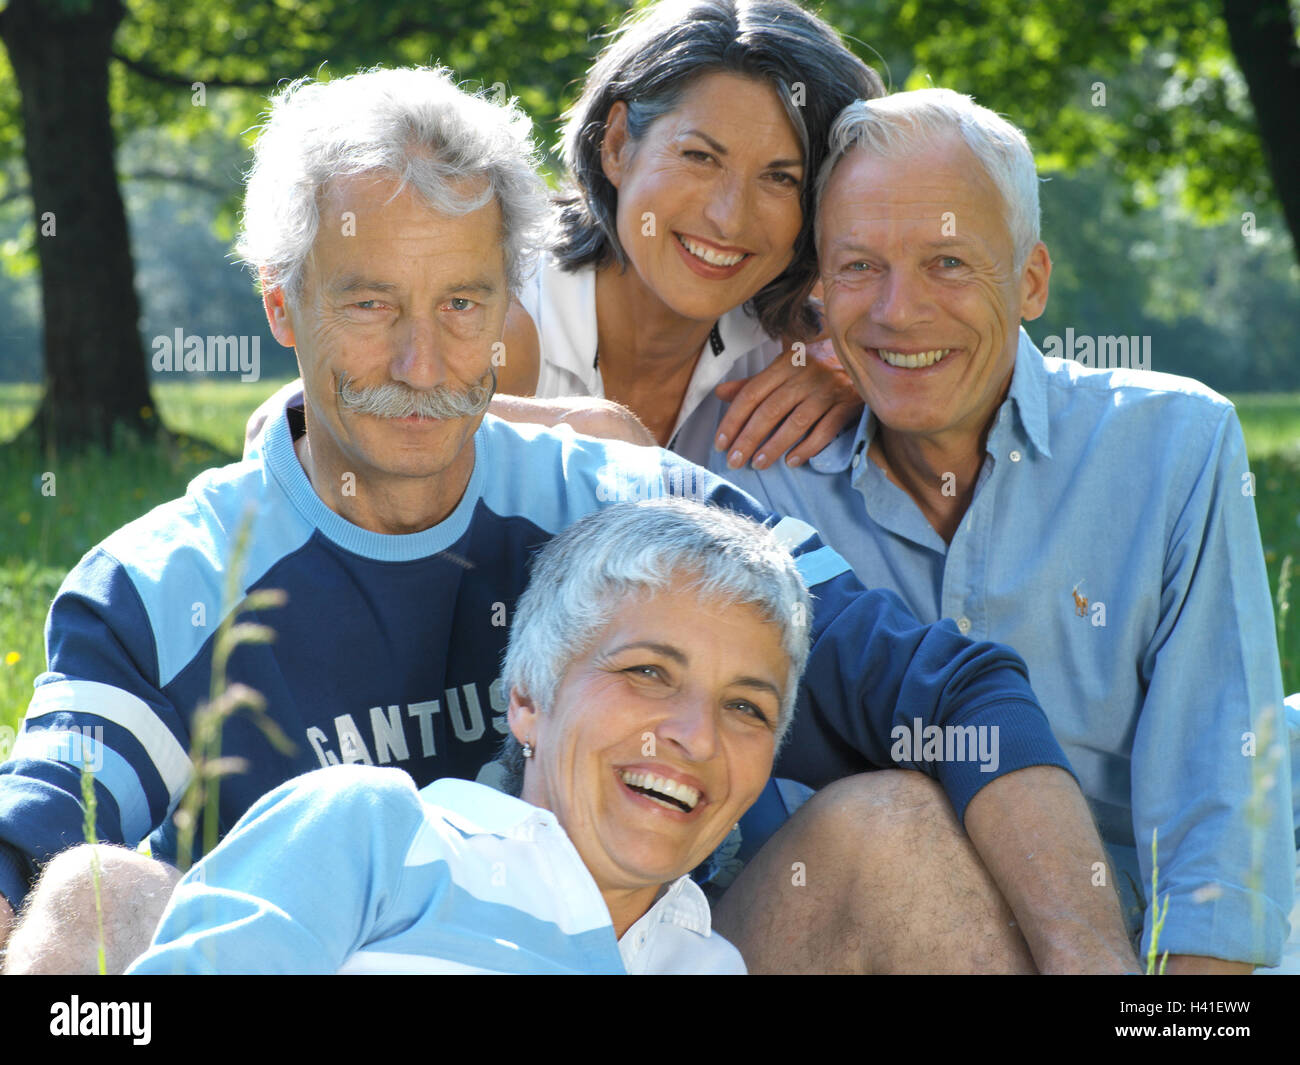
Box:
[237, 66, 550, 299]
[552, 0, 884, 341]
[815, 88, 1041, 270]
[498, 497, 813, 796]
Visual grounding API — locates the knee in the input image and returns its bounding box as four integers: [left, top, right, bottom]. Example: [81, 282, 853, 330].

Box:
[798, 770, 954, 841]
[34, 844, 179, 914]
[2, 845, 180, 974]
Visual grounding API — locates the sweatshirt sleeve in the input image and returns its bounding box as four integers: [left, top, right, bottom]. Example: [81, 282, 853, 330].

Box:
[0, 549, 194, 911]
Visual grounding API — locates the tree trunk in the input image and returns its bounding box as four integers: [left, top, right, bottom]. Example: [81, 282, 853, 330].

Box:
[0, 0, 155, 451]
[1223, 0, 1300, 260]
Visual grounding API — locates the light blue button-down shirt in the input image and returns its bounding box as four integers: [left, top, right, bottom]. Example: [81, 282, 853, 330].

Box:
[709, 328, 1298, 965]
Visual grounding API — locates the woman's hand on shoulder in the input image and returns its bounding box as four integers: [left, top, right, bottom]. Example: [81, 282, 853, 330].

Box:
[712, 337, 862, 470]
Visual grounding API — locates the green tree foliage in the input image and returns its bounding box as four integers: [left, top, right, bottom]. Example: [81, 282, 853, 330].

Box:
[0, 0, 631, 448]
[823, 0, 1293, 233]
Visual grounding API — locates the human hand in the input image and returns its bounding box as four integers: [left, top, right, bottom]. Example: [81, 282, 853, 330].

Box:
[713, 338, 861, 470]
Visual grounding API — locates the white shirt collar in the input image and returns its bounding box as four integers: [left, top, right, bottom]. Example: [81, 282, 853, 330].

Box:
[419, 777, 728, 967]
[526, 253, 777, 442]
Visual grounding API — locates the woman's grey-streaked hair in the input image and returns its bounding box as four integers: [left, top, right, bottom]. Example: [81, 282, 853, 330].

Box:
[815, 88, 1041, 270]
[237, 66, 550, 298]
[498, 498, 813, 796]
[553, 0, 885, 341]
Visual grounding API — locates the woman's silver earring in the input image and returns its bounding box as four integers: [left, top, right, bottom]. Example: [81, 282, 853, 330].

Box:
[522, 741, 534, 759]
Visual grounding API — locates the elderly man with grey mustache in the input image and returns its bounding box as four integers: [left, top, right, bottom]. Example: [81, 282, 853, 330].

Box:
[0, 67, 1138, 976]
[706, 87, 1298, 974]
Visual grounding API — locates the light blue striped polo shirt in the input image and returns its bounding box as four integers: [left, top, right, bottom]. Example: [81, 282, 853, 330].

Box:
[128, 766, 745, 974]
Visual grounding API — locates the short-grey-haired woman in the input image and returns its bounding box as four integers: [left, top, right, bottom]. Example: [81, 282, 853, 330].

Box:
[129, 499, 811, 974]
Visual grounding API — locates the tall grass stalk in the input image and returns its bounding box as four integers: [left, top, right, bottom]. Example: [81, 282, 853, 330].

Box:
[172, 508, 292, 872]
[1145, 827, 1170, 975]
[1245, 703, 1282, 963]
[1277, 555, 1292, 662]
[79, 761, 107, 976]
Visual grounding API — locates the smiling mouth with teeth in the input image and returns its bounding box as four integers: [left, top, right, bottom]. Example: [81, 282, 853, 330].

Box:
[675, 234, 749, 269]
[619, 769, 701, 813]
[877, 348, 952, 369]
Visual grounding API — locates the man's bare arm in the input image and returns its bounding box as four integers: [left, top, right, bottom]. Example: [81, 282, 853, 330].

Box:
[488, 395, 655, 447]
[964, 765, 1140, 974]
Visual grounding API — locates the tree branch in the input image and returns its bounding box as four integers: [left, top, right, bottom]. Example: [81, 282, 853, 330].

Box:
[111, 50, 287, 90]
[125, 168, 233, 198]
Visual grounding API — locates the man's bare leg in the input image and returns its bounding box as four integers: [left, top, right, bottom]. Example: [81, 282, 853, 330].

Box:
[2, 845, 181, 974]
[714, 770, 1036, 973]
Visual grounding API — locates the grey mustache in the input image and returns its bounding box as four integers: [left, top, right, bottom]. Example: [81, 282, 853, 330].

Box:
[336, 367, 497, 419]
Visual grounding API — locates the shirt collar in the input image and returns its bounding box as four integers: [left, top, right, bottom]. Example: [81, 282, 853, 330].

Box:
[1005, 326, 1052, 459]
[809, 408, 874, 476]
[418, 778, 560, 840]
[421, 779, 717, 940]
[810, 325, 1051, 476]
[530, 253, 774, 430]
[621, 874, 715, 943]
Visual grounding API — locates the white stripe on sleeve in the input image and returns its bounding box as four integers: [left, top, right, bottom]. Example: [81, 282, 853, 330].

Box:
[27, 679, 194, 799]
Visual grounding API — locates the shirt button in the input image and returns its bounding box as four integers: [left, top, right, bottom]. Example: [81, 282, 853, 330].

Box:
[1009, 450, 1022, 462]
[851, 452, 862, 468]
[956, 616, 972, 634]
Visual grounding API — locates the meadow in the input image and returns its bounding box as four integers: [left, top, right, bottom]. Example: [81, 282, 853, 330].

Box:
[1, 381, 1298, 738]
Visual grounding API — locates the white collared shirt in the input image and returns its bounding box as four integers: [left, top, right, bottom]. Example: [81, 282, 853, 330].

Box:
[518, 252, 782, 463]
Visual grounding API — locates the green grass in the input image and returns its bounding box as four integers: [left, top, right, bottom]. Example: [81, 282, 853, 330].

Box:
[1232, 392, 1300, 693]
[1233, 392, 1300, 461]
[1, 382, 1298, 740]
[0, 378, 291, 736]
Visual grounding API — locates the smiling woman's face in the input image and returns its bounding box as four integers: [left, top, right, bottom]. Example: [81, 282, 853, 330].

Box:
[600, 70, 805, 324]
[509, 583, 787, 915]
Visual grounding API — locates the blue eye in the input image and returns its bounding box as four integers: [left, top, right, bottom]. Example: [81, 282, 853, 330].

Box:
[447, 297, 476, 311]
[939, 256, 963, 269]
